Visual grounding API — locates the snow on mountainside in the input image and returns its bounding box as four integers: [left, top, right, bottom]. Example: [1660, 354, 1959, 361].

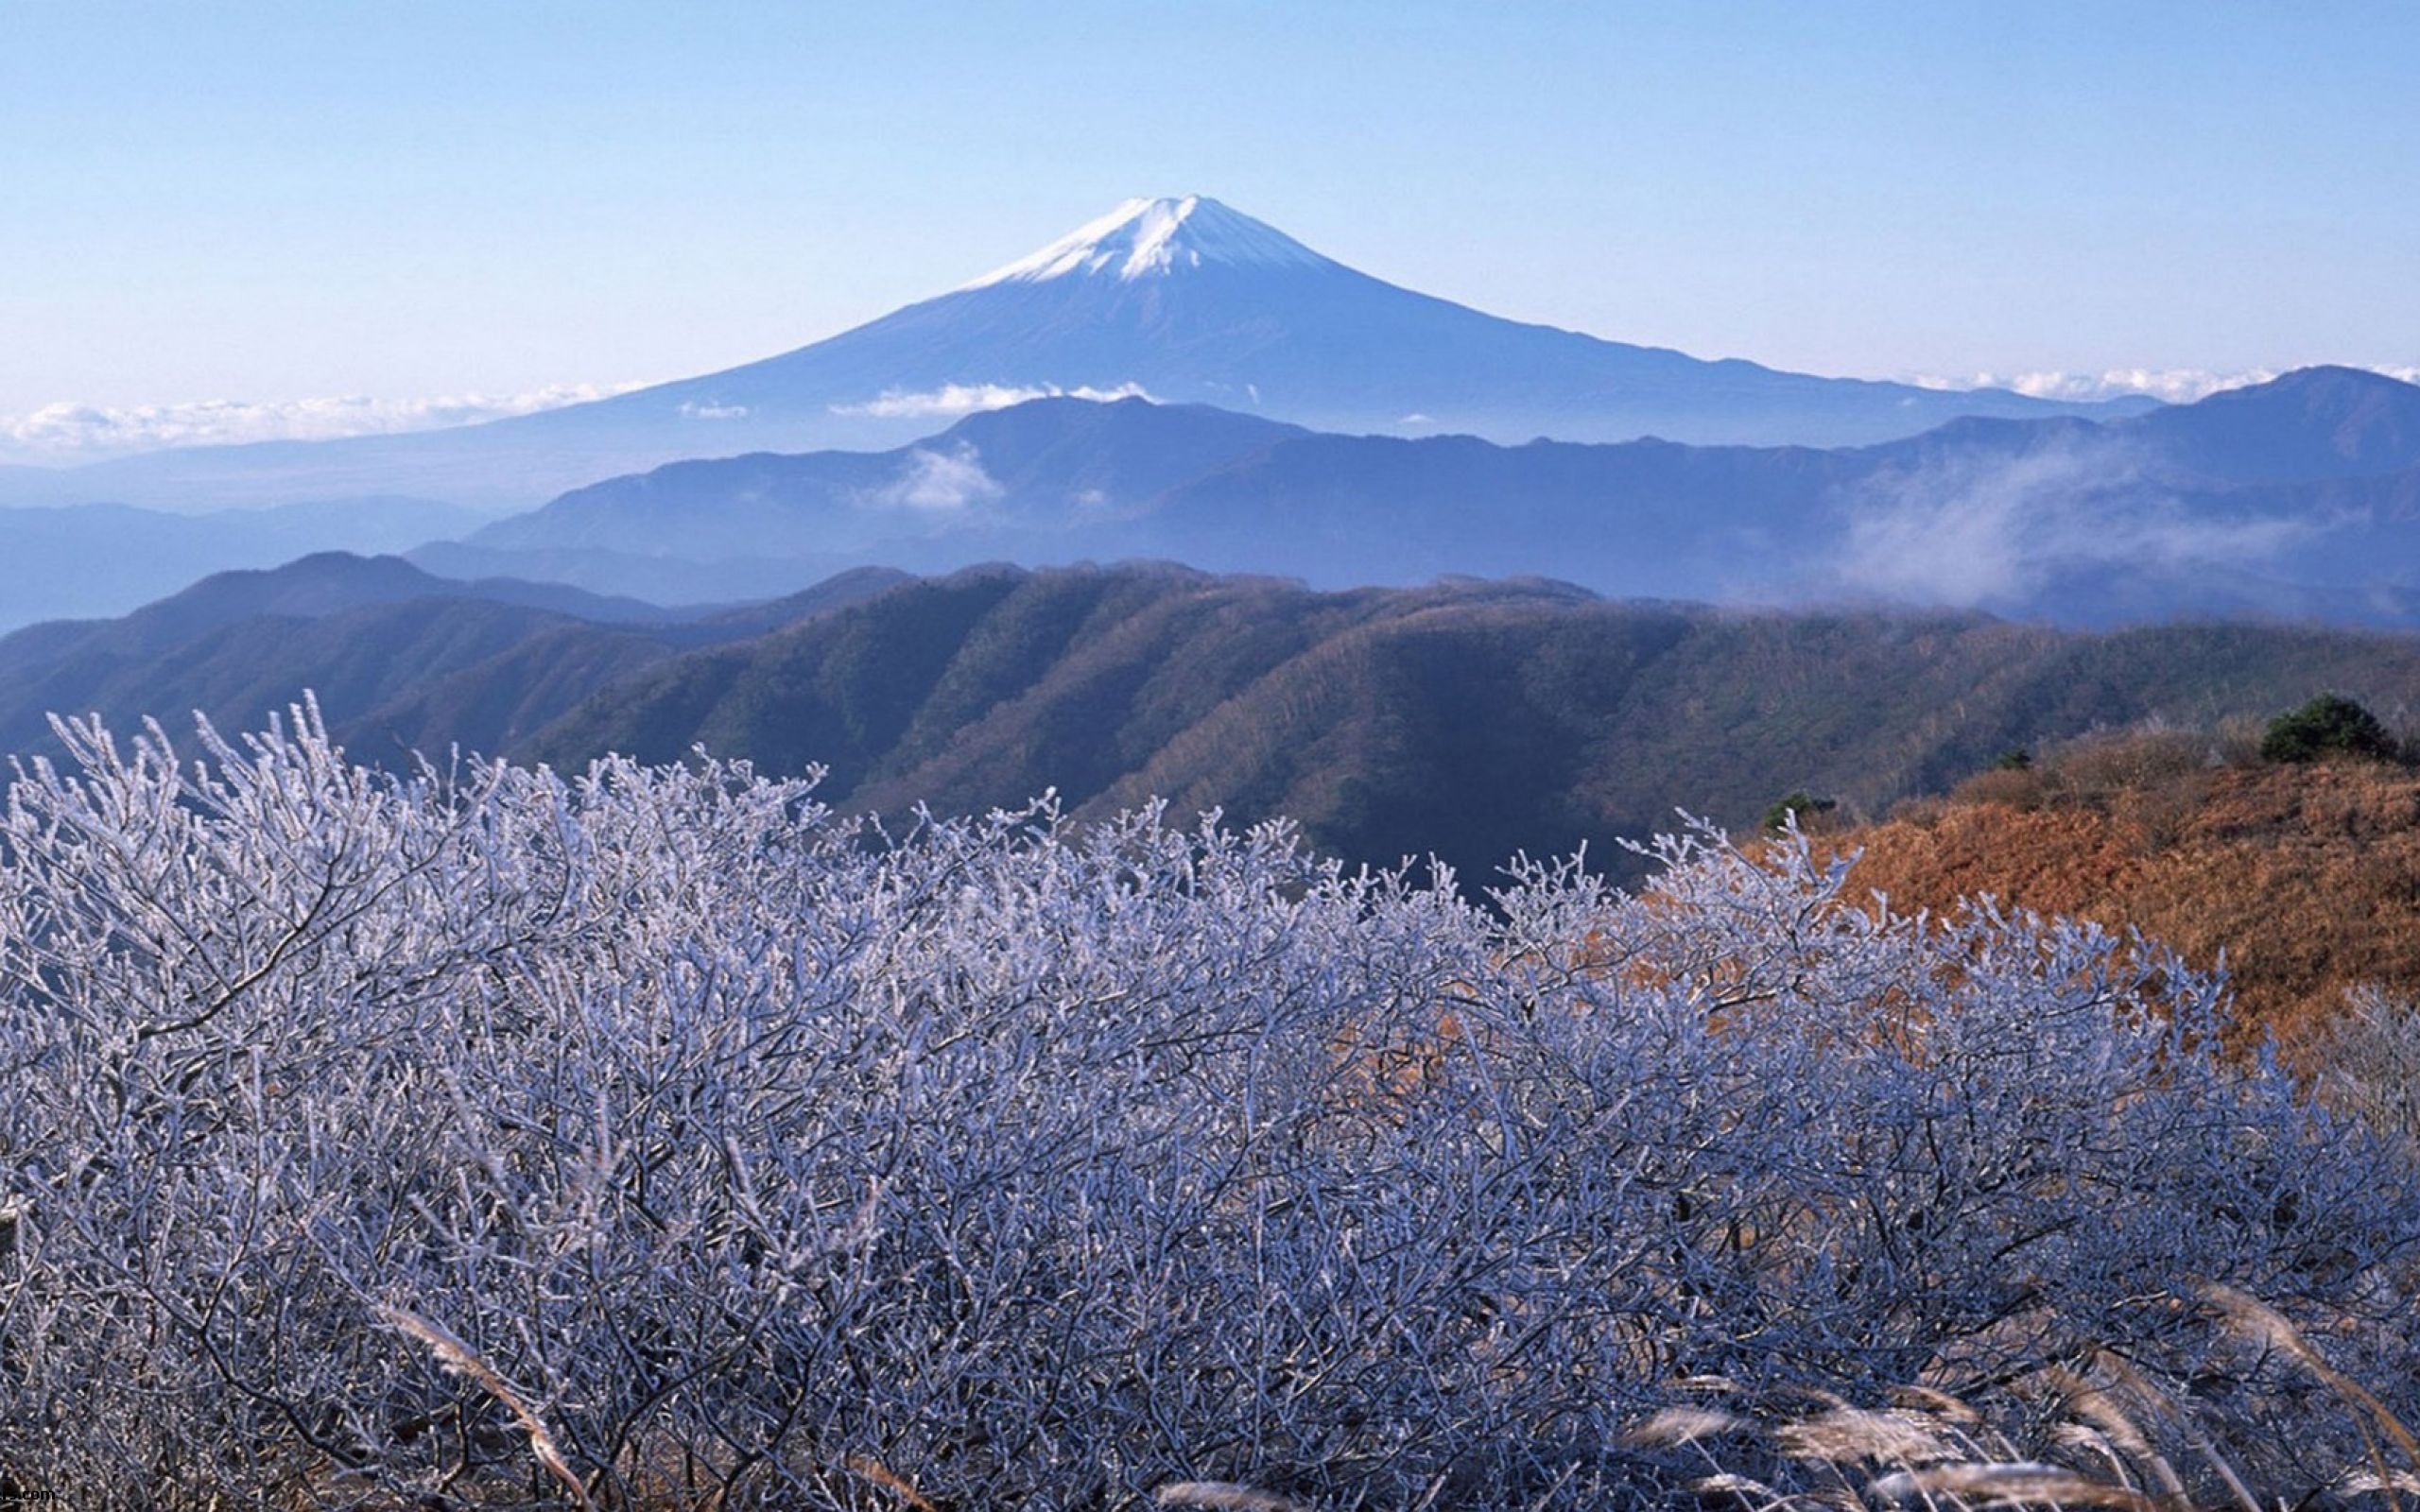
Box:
[961, 196, 1340, 285]
[21, 196, 2156, 510]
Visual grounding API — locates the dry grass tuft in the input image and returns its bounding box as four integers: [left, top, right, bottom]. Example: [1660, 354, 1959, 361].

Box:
[1889, 1384, 1984, 1427]
[1866, 1463, 2160, 1510]
[1625, 1406, 1752, 1448]
[1774, 1408, 1956, 1467]
[1630, 1297, 2420, 1512]
[375, 1304, 596, 1512]
[844, 1452, 942, 1512]
[2203, 1283, 2420, 1499]
[1153, 1481, 1319, 1512]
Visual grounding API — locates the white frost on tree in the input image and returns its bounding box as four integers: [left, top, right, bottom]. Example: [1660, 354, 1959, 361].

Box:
[0, 704, 2410, 1508]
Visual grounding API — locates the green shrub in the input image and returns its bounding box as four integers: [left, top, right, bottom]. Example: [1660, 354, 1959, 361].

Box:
[2258, 693, 2402, 765]
[1762, 788, 1837, 832]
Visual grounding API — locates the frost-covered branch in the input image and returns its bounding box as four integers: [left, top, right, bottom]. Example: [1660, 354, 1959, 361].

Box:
[0, 707, 2410, 1509]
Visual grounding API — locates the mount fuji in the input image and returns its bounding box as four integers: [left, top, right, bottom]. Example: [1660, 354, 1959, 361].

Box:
[27, 196, 2152, 510]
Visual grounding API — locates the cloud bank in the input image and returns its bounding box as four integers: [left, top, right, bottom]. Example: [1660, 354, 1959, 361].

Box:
[831, 382, 1153, 420]
[1910, 364, 2420, 404]
[1832, 438, 2315, 610]
[0, 383, 652, 465]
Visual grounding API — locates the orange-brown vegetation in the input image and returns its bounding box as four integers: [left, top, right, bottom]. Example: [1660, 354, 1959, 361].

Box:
[1815, 730, 2420, 1057]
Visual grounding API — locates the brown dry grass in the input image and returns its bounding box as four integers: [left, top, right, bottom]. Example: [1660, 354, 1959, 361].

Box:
[1625, 1285, 2420, 1512]
[1814, 736, 2420, 1058]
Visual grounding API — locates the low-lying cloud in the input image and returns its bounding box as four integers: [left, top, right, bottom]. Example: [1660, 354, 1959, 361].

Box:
[1833, 438, 2317, 610]
[831, 382, 1153, 420]
[865, 442, 1004, 513]
[1912, 364, 2420, 404]
[0, 382, 651, 465]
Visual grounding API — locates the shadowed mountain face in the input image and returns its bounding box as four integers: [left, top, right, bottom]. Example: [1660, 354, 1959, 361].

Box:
[514, 565, 2420, 882]
[10, 197, 2147, 510]
[2126, 367, 2420, 481]
[13, 557, 2420, 886]
[424, 366, 2420, 627]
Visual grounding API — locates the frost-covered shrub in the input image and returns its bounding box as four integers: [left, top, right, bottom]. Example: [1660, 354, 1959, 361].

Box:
[0, 706, 2411, 1510]
[2309, 986, 2420, 1150]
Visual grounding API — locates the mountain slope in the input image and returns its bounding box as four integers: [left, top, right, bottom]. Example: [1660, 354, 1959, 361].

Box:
[458, 397, 1307, 561]
[0, 551, 668, 670]
[19, 197, 2148, 510]
[0, 554, 900, 758]
[425, 369, 2420, 624]
[1816, 734, 2420, 1055]
[2124, 365, 2420, 482]
[14, 560, 2420, 883]
[520, 564, 2420, 882]
[547, 196, 2146, 455]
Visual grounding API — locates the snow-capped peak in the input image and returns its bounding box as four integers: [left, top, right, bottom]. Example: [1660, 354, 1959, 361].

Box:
[961, 196, 1337, 288]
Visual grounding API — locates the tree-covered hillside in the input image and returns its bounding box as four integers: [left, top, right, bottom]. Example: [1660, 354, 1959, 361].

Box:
[523, 564, 2420, 883]
[16, 558, 2420, 885]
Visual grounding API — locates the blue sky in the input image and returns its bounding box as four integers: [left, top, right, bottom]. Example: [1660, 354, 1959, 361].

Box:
[4, 1, 2416, 442]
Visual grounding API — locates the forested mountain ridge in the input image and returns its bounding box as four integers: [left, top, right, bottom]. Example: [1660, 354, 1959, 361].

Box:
[0, 555, 908, 762]
[523, 564, 2420, 880]
[12, 554, 2420, 885]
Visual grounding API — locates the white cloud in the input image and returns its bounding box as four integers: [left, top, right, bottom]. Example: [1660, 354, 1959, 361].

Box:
[1909, 364, 2420, 404]
[1832, 438, 2316, 609]
[677, 400, 749, 420]
[0, 382, 651, 464]
[830, 382, 1152, 420]
[864, 442, 1003, 513]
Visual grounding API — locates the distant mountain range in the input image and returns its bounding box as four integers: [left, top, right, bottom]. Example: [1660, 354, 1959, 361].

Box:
[0, 495, 494, 630]
[12, 554, 2420, 883]
[0, 197, 2149, 511]
[414, 365, 2420, 627]
[0, 554, 908, 760]
[12, 365, 2415, 635]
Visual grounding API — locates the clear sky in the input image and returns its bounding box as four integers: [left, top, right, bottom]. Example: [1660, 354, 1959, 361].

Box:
[4, 1, 2417, 442]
